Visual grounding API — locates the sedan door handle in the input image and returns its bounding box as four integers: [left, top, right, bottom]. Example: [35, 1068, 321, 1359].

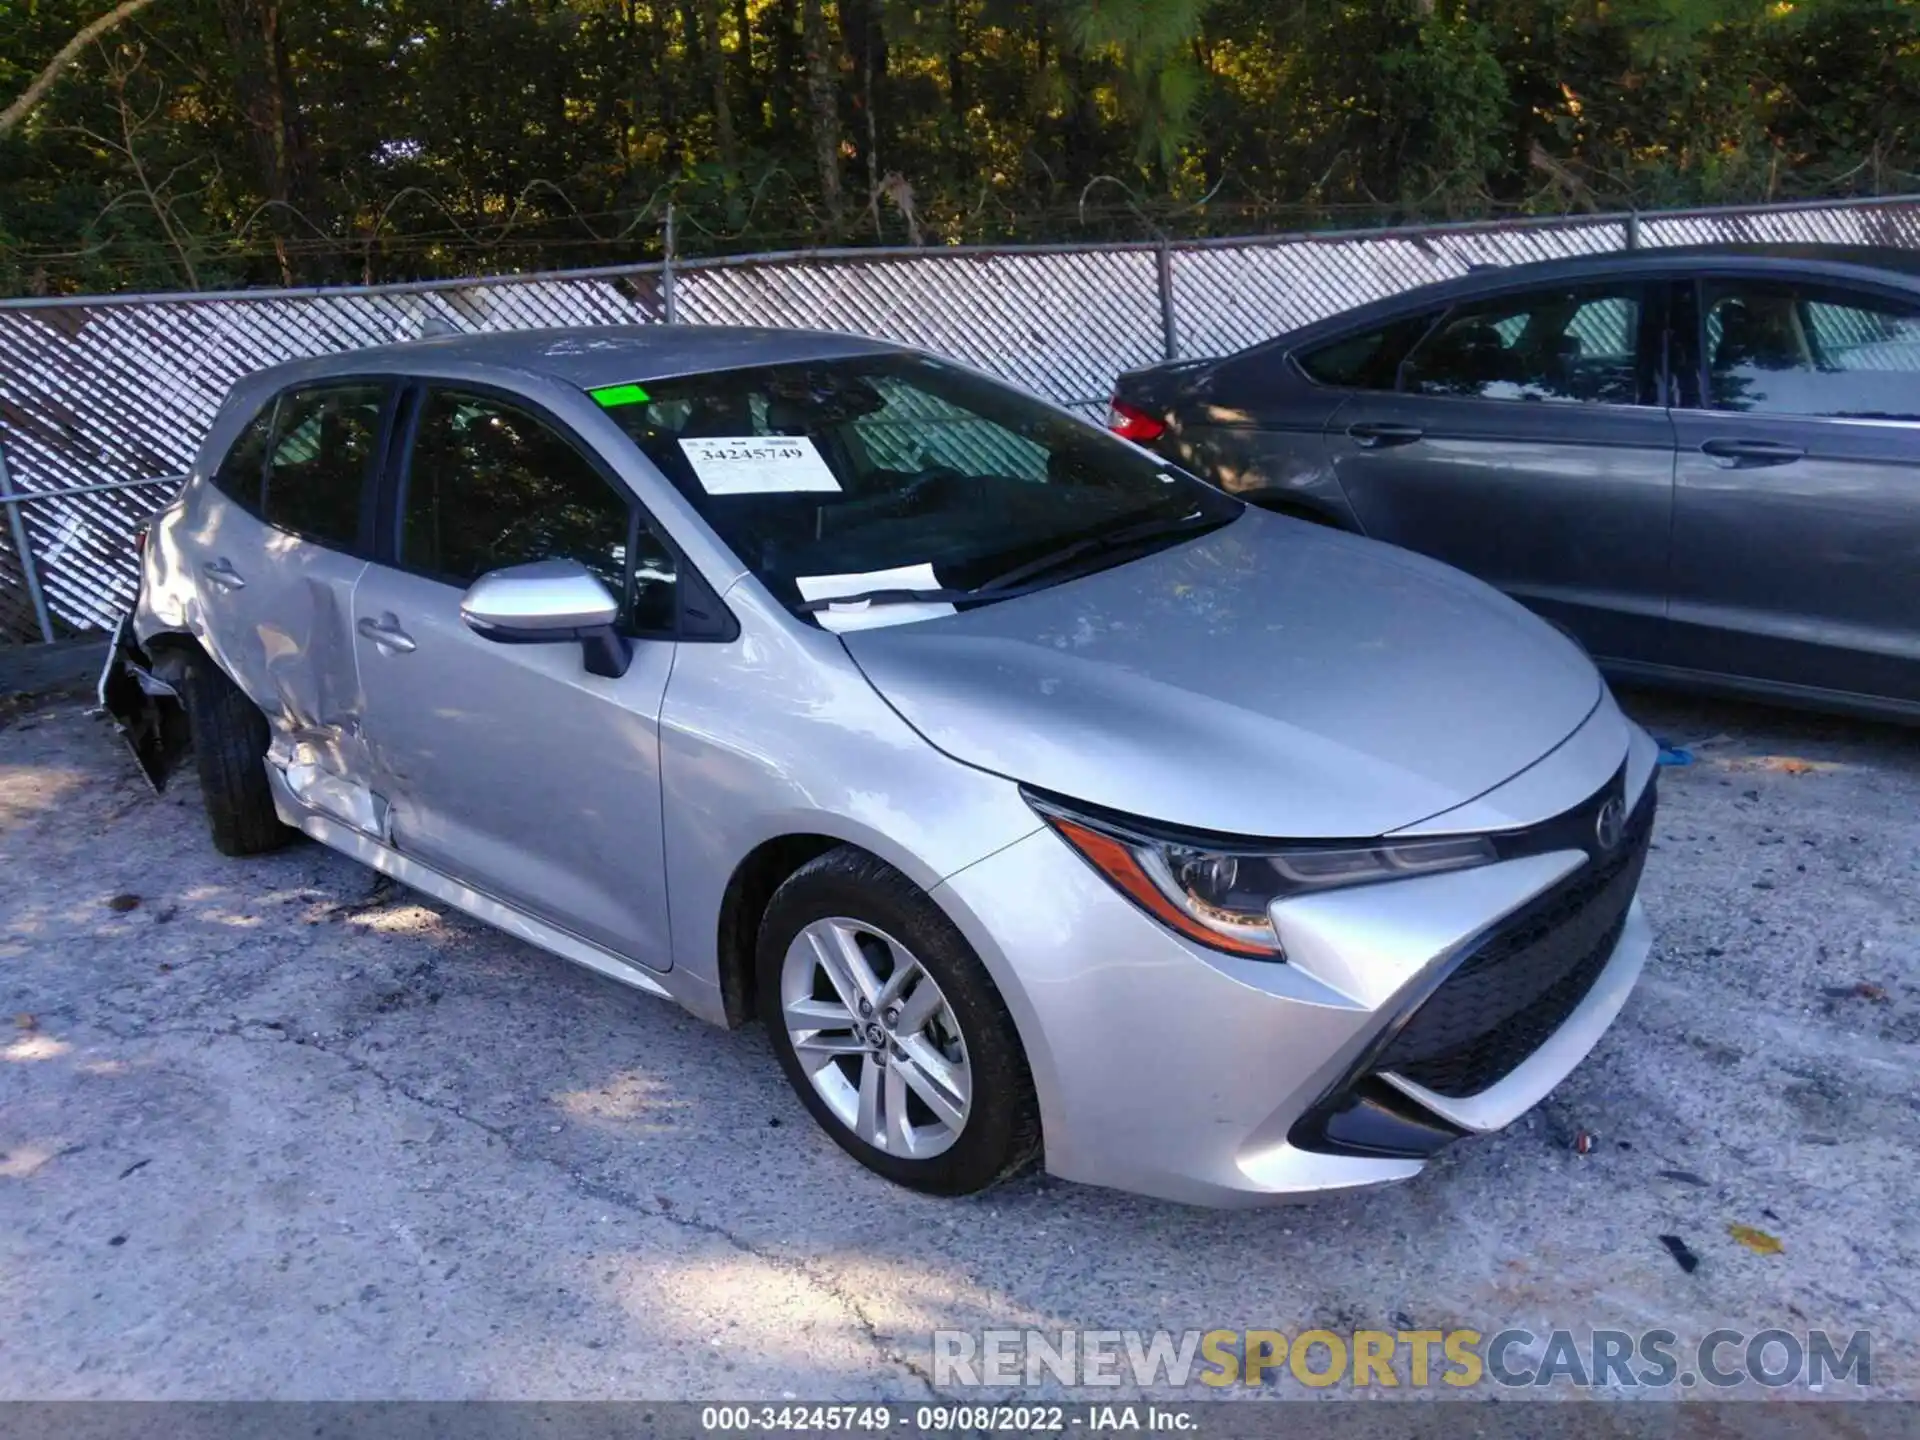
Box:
[1700, 438, 1805, 468]
[1346, 422, 1425, 449]
[357, 614, 417, 655]
[201, 558, 246, 591]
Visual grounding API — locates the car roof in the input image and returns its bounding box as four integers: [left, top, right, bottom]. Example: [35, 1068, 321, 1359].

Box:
[251, 324, 907, 392]
[1264, 241, 1920, 351]
[1460, 241, 1920, 286]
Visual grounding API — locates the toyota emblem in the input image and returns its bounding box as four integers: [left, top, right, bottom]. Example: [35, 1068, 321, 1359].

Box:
[1594, 795, 1626, 852]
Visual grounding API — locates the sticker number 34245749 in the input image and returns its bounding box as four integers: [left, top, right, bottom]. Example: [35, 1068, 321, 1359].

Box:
[679, 435, 843, 495]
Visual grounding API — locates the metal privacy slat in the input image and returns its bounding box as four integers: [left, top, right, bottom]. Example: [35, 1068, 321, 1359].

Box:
[4, 196, 1919, 644]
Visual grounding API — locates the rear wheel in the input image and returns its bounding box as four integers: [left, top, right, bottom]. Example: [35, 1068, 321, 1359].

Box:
[176, 650, 293, 857]
[758, 847, 1039, 1195]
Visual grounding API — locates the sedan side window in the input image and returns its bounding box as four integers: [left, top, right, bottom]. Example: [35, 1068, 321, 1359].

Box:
[1295, 315, 1436, 391]
[401, 389, 678, 631]
[1703, 281, 1920, 419]
[260, 384, 387, 549]
[1402, 286, 1643, 405]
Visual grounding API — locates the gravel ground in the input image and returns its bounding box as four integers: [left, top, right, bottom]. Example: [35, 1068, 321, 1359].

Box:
[0, 677, 1914, 1402]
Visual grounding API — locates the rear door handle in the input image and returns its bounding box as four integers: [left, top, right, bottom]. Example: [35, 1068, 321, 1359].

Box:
[201, 558, 246, 591]
[1700, 438, 1805, 468]
[357, 614, 417, 655]
[1347, 422, 1425, 449]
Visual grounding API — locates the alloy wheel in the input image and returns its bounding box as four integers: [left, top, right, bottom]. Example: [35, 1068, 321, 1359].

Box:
[779, 917, 972, 1159]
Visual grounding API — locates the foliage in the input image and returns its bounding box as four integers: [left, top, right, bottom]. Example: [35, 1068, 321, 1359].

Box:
[1, 0, 1916, 294]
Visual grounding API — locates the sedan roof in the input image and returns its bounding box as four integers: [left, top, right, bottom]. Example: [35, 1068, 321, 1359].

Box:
[1456, 241, 1920, 286]
[1248, 241, 1920, 353]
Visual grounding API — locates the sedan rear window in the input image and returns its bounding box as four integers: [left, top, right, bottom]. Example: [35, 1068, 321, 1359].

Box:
[592, 355, 1239, 609]
[1402, 286, 1644, 405]
[1703, 280, 1920, 419]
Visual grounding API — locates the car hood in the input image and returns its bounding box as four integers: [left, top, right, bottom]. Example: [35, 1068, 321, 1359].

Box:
[839, 511, 1603, 838]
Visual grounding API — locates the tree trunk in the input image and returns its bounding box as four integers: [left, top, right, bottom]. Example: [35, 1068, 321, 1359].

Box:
[838, 0, 887, 238]
[770, 0, 798, 141]
[216, 0, 315, 283]
[800, 0, 843, 229]
[946, 0, 966, 128]
[695, 0, 739, 186]
[730, 0, 754, 130]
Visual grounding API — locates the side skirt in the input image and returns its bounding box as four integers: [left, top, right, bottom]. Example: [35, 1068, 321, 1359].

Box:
[1600, 657, 1920, 727]
[267, 769, 673, 1003]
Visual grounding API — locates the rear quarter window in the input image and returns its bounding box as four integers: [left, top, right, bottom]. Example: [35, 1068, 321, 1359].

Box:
[210, 399, 276, 514]
[260, 383, 388, 550]
[1294, 314, 1438, 390]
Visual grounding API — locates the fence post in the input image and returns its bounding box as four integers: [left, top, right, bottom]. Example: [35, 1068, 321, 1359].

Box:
[662, 203, 679, 325]
[0, 442, 57, 644]
[1155, 238, 1178, 361]
[1626, 210, 1642, 251]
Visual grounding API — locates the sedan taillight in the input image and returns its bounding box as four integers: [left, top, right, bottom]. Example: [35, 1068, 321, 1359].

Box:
[1107, 399, 1167, 444]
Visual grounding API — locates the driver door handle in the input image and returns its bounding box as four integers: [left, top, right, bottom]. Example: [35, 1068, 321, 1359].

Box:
[1700, 438, 1805, 468]
[1347, 422, 1425, 449]
[357, 613, 417, 655]
[201, 558, 246, 591]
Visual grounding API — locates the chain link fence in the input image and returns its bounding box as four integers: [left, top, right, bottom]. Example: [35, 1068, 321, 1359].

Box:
[4, 194, 1919, 646]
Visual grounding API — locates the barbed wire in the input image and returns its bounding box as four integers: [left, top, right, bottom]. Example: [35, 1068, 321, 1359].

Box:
[7, 170, 1916, 293]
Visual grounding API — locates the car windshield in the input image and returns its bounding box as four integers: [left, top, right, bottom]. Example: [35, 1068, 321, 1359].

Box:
[592, 354, 1240, 614]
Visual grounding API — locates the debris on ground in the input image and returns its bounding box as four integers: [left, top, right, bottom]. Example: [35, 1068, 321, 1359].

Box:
[1823, 980, 1891, 1003]
[13, 1013, 37, 1031]
[1658, 1235, 1701, 1274]
[105, 893, 141, 912]
[1718, 755, 1843, 776]
[1728, 1224, 1784, 1257]
[1657, 1169, 1709, 1187]
[1656, 743, 1694, 767]
[1573, 1130, 1594, 1155]
[337, 876, 399, 916]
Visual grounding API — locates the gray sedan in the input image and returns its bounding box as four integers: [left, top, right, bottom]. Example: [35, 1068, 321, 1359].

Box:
[1113, 244, 1920, 723]
[106, 326, 1655, 1205]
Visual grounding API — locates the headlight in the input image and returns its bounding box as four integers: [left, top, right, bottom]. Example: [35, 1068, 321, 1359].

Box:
[1026, 791, 1496, 960]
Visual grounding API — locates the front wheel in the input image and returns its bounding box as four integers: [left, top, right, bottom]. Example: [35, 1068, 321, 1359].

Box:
[757, 847, 1039, 1195]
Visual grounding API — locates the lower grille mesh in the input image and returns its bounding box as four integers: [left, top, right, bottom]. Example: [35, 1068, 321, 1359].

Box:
[1376, 784, 1655, 1099]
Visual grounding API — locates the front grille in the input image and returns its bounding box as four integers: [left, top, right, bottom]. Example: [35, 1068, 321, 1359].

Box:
[1374, 780, 1655, 1099]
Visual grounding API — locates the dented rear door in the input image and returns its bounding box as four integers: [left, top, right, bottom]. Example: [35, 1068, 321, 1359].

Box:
[191, 381, 397, 814]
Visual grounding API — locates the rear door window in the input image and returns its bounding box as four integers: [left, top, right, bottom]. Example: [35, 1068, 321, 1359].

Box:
[259, 383, 388, 549]
[1401, 285, 1646, 405]
[1702, 280, 1920, 419]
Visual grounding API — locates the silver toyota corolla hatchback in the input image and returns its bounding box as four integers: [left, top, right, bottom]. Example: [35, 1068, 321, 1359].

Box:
[104, 326, 1658, 1206]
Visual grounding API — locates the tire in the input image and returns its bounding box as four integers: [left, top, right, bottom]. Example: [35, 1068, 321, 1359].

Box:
[757, 846, 1040, 1196]
[176, 650, 294, 857]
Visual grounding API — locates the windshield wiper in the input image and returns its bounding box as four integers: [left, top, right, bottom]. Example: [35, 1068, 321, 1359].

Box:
[972, 508, 1218, 594]
[795, 586, 976, 614]
[795, 510, 1225, 616]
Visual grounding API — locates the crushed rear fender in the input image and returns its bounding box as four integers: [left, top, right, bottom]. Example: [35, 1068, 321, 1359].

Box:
[98, 612, 190, 792]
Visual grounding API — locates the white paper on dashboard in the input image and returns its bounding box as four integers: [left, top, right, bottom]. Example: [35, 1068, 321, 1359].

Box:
[679, 435, 842, 495]
[794, 562, 956, 633]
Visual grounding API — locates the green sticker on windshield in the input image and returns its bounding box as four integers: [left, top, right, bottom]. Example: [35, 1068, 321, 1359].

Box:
[591, 383, 651, 407]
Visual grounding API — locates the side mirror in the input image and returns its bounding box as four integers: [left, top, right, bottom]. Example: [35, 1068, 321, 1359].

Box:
[459, 559, 632, 678]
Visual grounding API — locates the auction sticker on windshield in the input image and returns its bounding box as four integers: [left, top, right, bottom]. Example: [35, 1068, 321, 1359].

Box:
[680, 435, 842, 495]
[795, 561, 955, 632]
